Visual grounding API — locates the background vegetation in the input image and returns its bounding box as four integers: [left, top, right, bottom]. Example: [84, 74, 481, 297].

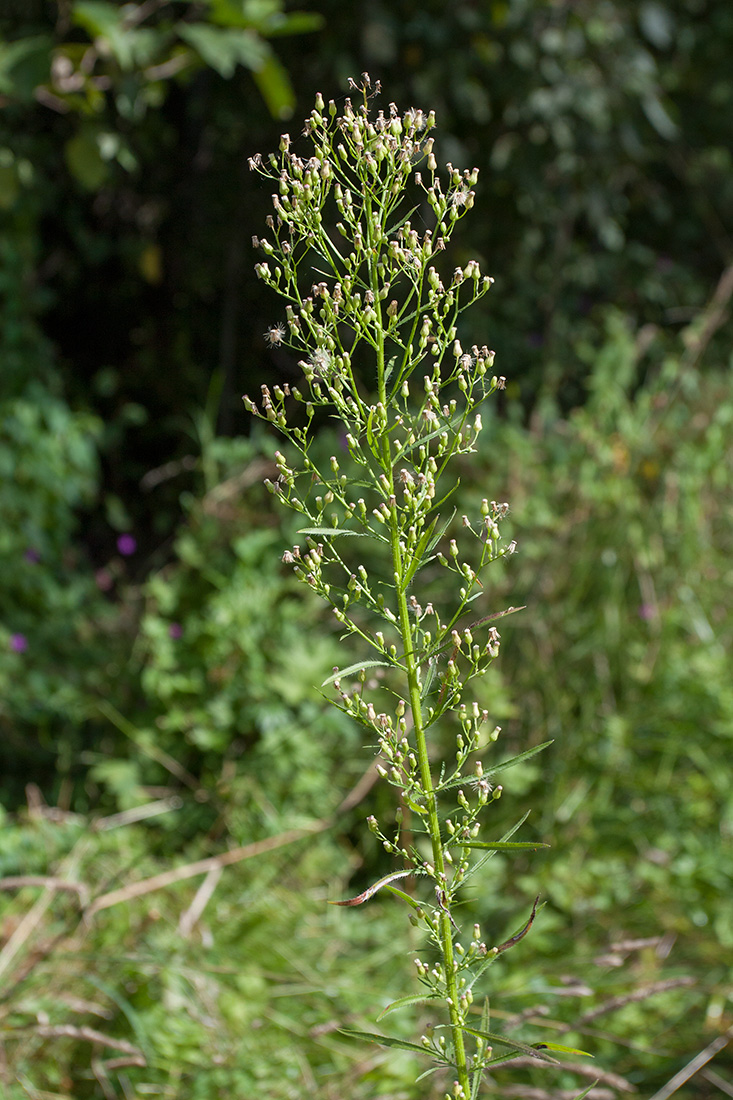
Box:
[1, 1, 731, 1097]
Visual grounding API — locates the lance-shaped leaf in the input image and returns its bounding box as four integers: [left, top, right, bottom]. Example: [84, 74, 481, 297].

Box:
[535, 1042, 594, 1058]
[571, 1082, 601, 1099]
[461, 811, 535, 887]
[470, 997, 493, 1100]
[438, 741, 553, 791]
[329, 869, 415, 906]
[338, 1029, 440, 1058]
[461, 1025, 558, 1063]
[461, 841, 550, 852]
[322, 659, 395, 686]
[377, 993, 440, 1022]
[297, 526, 373, 537]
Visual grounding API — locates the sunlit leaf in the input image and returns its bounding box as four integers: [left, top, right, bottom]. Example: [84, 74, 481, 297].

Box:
[377, 993, 439, 1021]
[297, 527, 371, 537]
[177, 24, 267, 79]
[329, 868, 415, 907]
[461, 1025, 557, 1062]
[461, 841, 550, 851]
[535, 1042, 594, 1057]
[321, 660, 393, 686]
[250, 47, 295, 119]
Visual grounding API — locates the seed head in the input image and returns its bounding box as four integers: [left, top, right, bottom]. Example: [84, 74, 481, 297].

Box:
[264, 323, 286, 346]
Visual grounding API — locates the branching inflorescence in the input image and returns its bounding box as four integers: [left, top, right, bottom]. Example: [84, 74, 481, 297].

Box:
[245, 74, 562, 1100]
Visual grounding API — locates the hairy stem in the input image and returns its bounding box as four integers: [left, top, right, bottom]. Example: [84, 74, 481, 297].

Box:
[394, 569, 470, 1093]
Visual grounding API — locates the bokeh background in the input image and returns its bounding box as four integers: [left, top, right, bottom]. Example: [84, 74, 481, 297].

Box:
[1, 2, 731, 1097]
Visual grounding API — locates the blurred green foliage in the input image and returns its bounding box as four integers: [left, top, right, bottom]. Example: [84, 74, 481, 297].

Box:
[2, 306, 731, 1097]
[0, 2, 732, 1097]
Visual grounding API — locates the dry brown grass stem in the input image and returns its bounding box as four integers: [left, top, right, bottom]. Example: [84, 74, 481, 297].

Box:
[492, 1056, 634, 1093]
[87, 821, 329, 915]
[647, 1024, 733, 1100]
[574, 977, 696, 1027]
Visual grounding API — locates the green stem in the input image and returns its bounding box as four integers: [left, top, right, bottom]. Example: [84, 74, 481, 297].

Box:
[393, 555, 470, 1094]
[366, 209, 470, 1095]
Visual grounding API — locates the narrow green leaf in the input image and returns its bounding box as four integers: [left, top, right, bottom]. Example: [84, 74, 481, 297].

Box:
[465, 943, 500, 992]
[479, 1050, 524, 1068]
[461, 1026, 557, 1063]
[498, 810, 531, 841]
[461, 811, 534, 893]
[385, 203, 421, 238]
[382, 884, 423, 909]
[486, 740, 554, 777]
[433, 477, 461, 512]
[535, 1042, 594, 1058]
[461, 841, 550, 851]
[440, 742, 553, 789]
[415, 1065, 441, 1083]
[420, 659, 439, 700]
[297, 527, 371, 537]
[571, 1082, 600, 1099]
[338, 1029, 432, 1056]
[366, 406, 376, 449]
[403, 515, 440, 587]
[377, 994, 439, 1022]
[321, 660, 393, 686]
[471, 998, 493, 1100]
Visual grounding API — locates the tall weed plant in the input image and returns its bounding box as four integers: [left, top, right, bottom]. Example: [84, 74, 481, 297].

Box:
[245, 76, 583, 1099]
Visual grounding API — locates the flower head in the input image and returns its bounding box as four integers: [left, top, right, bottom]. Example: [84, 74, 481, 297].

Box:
[309, 348, 333, 376]
[9, 633, 27, 653]
[264, 323, 286, 347]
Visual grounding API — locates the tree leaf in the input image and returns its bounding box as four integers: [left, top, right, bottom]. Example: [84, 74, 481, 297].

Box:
[177, 24, 267, 79]
[65, 130, 109, 191]
[265, 13, 325, 37]
[249, 47, 295, 119]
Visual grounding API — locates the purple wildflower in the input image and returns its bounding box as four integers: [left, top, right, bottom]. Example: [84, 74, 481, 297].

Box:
[169, 622, 183, 640]
[24, 548, 41, 564]
[117, 534, 137, 556]
[10, 634, 28, 653]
